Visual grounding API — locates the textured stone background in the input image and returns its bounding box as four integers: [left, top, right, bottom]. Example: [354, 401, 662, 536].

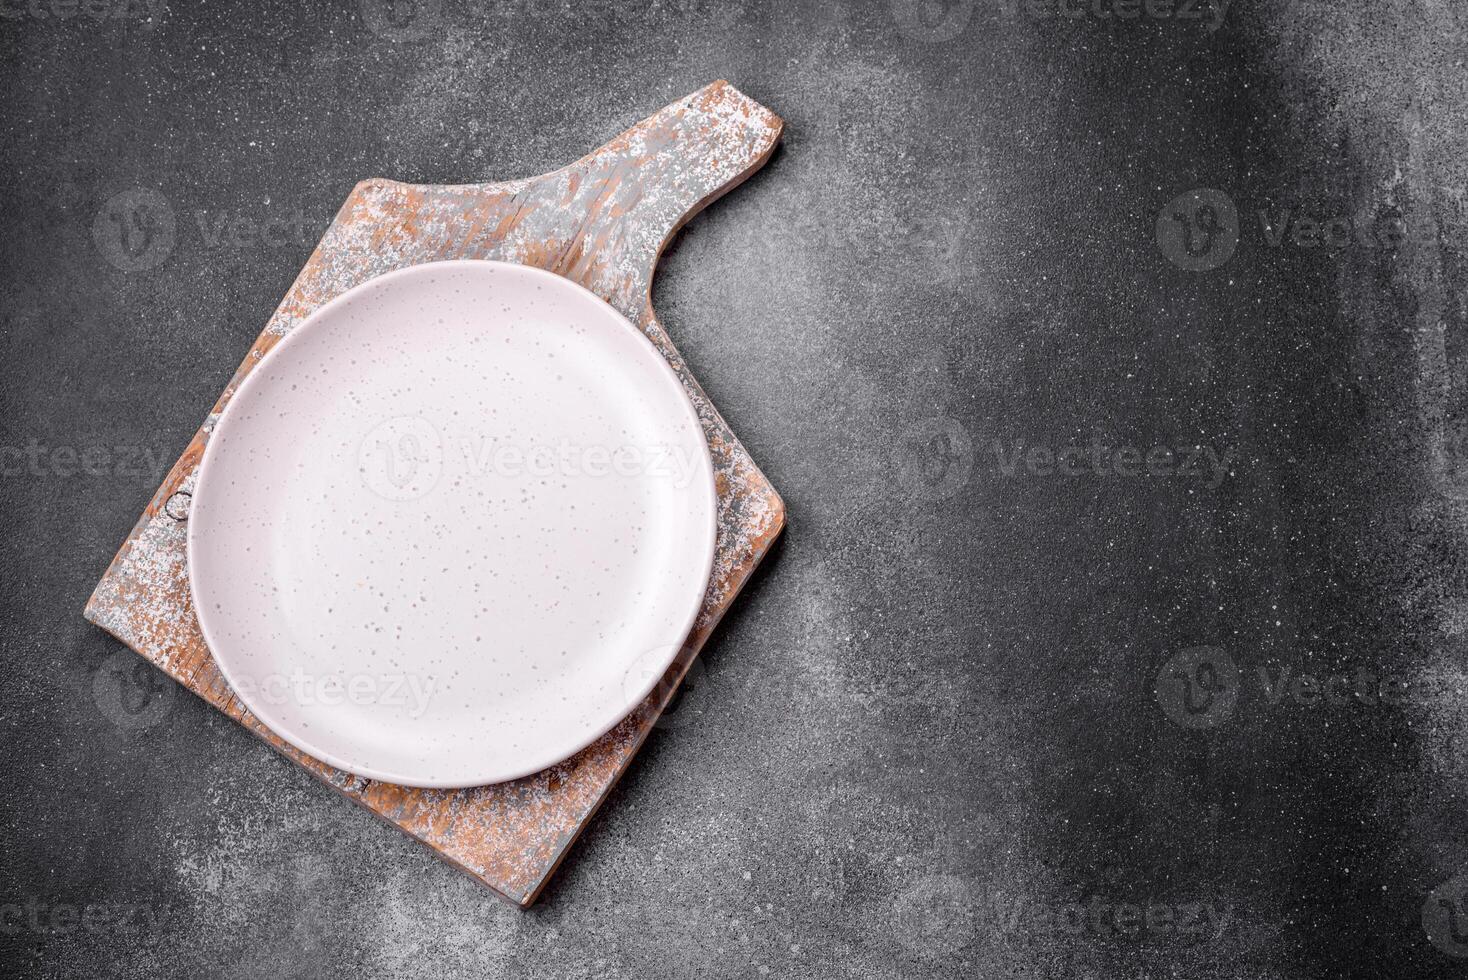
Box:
[4, 0, 1468, 976]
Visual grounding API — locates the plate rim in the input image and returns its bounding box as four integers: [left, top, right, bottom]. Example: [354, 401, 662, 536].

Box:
[186, 258, 719, 788]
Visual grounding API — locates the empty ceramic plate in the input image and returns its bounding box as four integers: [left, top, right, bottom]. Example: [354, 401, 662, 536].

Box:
[187, 260, 717, 787]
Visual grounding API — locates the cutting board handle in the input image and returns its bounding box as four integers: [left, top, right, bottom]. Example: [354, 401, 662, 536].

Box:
[541, 79, 784, 308]
[338, 81, 784, 325]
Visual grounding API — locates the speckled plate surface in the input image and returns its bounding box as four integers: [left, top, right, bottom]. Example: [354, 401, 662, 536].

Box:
[187, 260, 718, 788]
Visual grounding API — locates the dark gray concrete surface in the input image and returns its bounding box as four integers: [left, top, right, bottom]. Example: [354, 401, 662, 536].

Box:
[5, 0, 1468, 976]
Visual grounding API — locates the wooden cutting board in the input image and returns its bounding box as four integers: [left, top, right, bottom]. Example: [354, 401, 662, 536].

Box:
[83, 80, 785, 906]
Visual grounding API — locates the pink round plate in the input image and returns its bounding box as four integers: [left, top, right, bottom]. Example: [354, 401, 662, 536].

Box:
[187, 260, 717, 787]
